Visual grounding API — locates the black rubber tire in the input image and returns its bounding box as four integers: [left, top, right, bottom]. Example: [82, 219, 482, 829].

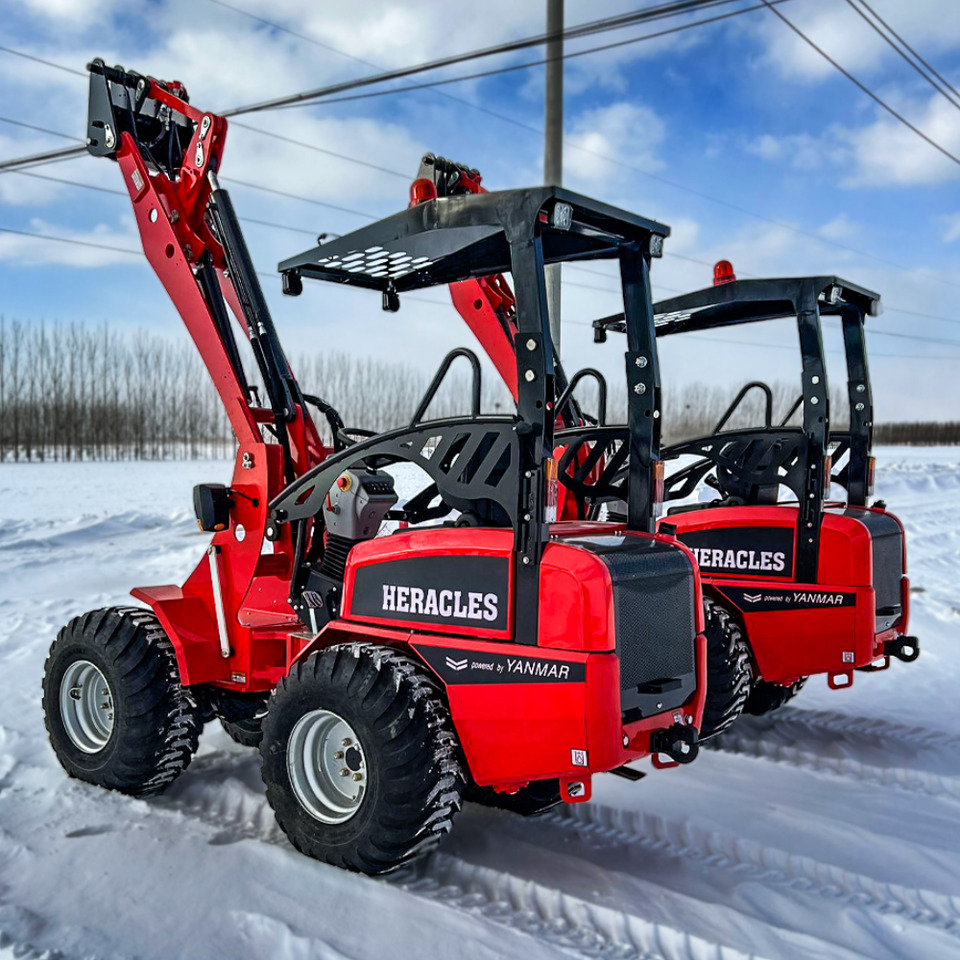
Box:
[743, 676, 808, 716]
[215, 691, 270, 748]
[220, 717, 264, 747]
[260, 643, 464, 875]
[465, 778, 561, 817]
[42, 606, 202, 797]
[699, 597, 752, 740]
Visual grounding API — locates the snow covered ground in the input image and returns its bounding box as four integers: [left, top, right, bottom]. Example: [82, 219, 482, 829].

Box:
[0, 447, 957, 960]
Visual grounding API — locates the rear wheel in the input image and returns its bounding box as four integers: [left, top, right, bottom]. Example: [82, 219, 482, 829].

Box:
[214, 691, 270, 748]
[261, 643, 464, 874]
[699, 597, 752, 740]
[744, 677, 807, 716]
[42, 607, 201, 797]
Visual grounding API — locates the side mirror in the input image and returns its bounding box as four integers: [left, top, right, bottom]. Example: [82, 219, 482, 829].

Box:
[194, 483, 232, 532]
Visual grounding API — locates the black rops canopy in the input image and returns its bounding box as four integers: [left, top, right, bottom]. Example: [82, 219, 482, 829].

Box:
[278, 186, 670, 295]
[592, 276, 881, 340]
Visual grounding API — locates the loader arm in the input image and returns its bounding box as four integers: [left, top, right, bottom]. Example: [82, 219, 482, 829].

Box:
[85, 60, 328, 690]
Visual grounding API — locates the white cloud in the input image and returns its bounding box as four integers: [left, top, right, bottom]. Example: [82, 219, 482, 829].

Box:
[744, 90, 960, 188]
[564, 100, 666, 184]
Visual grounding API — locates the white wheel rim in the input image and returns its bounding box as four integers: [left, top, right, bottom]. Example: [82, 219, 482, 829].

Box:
[286, 709, 367, 824]
[60, 660, 114, 754]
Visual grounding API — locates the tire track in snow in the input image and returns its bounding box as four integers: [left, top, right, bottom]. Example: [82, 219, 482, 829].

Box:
[153, 766, 772, 960]
[540, 802, 960, 940]
[768, 709, 960, 753]
[395, 852, 774, 960]
[703, 732, 960, 801]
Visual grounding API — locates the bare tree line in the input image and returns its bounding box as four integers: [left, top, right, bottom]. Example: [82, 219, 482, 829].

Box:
[0, 321, 956, 462]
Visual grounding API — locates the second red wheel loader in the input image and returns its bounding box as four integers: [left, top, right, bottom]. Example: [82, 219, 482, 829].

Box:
[42, 61, 708, 876]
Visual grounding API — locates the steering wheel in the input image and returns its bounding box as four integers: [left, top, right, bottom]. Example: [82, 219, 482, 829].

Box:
[336, 427, 378, 448]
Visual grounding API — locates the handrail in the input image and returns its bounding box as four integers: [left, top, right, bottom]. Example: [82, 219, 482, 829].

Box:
[779, 393, 803, 427]
[556, 367, 607, 426]
[713, 381, 773, 434]
[410, 348, 482, 426]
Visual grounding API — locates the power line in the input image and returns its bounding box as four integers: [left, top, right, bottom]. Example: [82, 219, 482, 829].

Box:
[842, 0, 960, 113]
[0, 115, 84, 142]
[849, 0, 960, 105]
[0, 44, 85, 77]
[0, 224, 139, 255]
[234, 0, 748, 116]
[219, 176, 376, 218]
[759, 0, 960, 168]
[272, 0, 790, 111]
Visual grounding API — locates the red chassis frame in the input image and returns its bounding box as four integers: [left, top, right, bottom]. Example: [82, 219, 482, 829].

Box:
[101, 74, 705, 796]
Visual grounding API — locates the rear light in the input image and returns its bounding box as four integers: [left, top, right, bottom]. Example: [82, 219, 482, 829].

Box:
[544, 457, 558, 524]
[713, 260, 736, 285]
[409, 178, 437, 207]
[867, 456, 876, 496]
[652, 459, 665, 518]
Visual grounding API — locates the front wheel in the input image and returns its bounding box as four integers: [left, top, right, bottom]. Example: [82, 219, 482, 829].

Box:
[260, 643, 464, 874]
[42, 607, 202, 797]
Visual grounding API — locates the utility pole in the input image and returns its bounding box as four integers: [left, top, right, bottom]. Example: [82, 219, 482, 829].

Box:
[544, 0, 563, 353]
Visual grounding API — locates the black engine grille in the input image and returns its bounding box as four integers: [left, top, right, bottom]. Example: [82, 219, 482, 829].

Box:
[567, 535, 697, 718]
[844, 507, 904, 629]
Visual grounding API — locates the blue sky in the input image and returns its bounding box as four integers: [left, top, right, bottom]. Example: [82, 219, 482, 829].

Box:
[1, 0, 959, 422]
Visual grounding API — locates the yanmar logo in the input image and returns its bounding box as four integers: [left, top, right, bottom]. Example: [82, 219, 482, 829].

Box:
[382, 584, 498, 622]
[793, 591, 846, 606]
[689, 546, 787, 574]
[445, 656, 468, 672]
[743, 593, 762, 604]
[506, 657, 571, 680]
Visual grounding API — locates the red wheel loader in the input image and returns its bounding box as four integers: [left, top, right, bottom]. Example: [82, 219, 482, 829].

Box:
[42, 62, 708, 876]
[592, 266, 919, 718]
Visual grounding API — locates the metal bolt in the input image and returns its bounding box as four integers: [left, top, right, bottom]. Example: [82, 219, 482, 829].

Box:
[657, 702, 663, 709]
[634, 383, 646, 395]
[339, 769, 351, 777]
[622, 735, 629, 747]
[856, 384, 866, 393]
[524, 513, 531, 521]
[100, 702, 110, 710]
[810, 396, 819, 405]
[635, 356, 648, 368]
[107, 713, 113, 721]
[524, 369, 535, 382]
[334, 750, 344, 760]
[812, 375, 820, 385]
[102, 688, 109, 696]
[526, 338, 537, 351]
[522, 556, 531, 565]
[856, 402, 865, 411]
[353, 773, 363, 782]
[342, 738, 353, 747]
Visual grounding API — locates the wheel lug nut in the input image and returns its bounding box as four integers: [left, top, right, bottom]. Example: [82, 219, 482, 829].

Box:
[333, 750, 344, 760]
[342, 738, 352, 747]
[353, 773, 363, 782]
[339, 768, 351, 777]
